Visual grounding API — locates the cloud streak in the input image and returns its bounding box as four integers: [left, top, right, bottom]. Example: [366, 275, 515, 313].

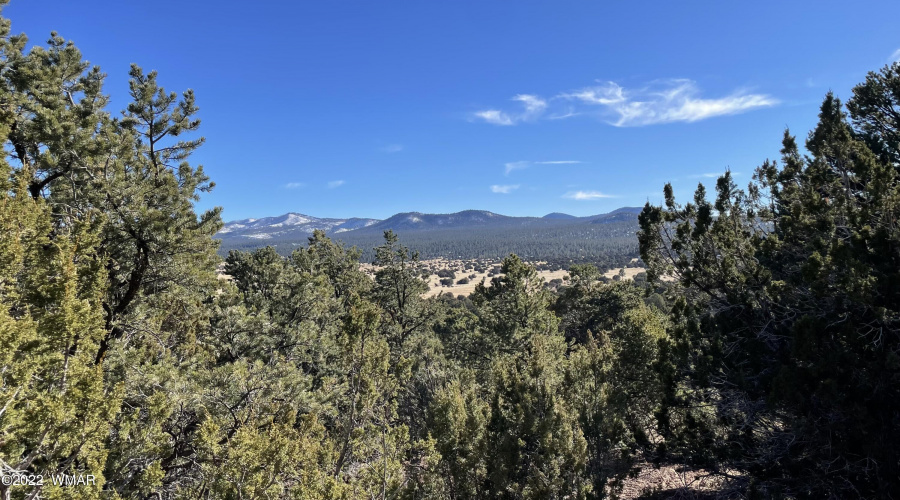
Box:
[563, 190, 615, 200]
[327, 180, 345, 188]
[474, 110, 514, 126]
[891, 48, 900, 62]
[473, 94, 547, 125]
[688, 172, 741, 179]
[491, 184, 520, 194]
[284, 182, 305, 189]
[381, 144, 403, 153]
[474, 79, 777, 127]
[569, 80, 777, 126]
[504, 160, 582, 175]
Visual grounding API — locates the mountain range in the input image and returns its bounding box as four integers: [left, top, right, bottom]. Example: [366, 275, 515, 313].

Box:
[217, 207, 644, 243]
[215, 207, 644, 266]
[217, 213, 380, 241]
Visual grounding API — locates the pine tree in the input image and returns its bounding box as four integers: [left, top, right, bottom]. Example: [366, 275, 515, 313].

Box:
[846, 62, 900, 167]
[639, 81, 900, 496]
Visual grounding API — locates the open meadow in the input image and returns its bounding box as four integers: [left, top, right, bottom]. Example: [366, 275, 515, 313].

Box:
[361, 258, 647, 297]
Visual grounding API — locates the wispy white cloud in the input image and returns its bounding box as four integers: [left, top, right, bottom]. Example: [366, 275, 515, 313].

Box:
[560, 83, 625, 105]
[474, 110, 515, 126]
[284, 182, 305, 189]
[473, 79, 777, 127]
[504, 161, 531, 175]
[564, 80, 777, 126]
[491, 184, 520, 194]
[548, 110, 579, 120]
[381, 144, 404, 153]
[688, 172, 741, 179]
[327, 180, 345, 188]
[563, 190, 615, 200]
[891, 48, 900, 62]
[513, 94, 547, 115]
[473, 94, 547, 125]
[504, 160, 582, 175]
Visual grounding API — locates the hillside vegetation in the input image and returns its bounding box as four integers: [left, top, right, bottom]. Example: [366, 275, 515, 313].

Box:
[217, 208, 643, 268]
[1, 6, 899, 499]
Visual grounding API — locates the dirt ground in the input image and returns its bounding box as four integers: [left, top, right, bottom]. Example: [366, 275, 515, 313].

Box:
[615, 463, 733, 499]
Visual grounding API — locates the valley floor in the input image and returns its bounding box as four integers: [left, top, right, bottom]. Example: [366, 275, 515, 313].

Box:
[361, 258, 647, 298]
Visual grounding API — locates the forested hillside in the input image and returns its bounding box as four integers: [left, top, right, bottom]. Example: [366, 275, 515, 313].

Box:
[1, 4, 899, 499]
[223, 218, 640, 269]
[217, 208, 643, 268]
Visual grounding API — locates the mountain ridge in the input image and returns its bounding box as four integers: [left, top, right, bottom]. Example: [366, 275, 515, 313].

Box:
[217, 212, 380, 241]
[217, 207, 645, 241]
[543, 212, 578, 219]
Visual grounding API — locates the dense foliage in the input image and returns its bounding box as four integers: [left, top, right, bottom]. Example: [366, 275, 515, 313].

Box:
[1, 5, 898, 499]
[638, 69, 900, 497]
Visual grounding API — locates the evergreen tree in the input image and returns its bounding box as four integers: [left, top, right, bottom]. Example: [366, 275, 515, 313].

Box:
[846, 62, 900, 167]
[484, 333, 590, 499]
[0, 163, 119, 499]
[471, 255, 557, 358]
[470, 256, 592, 498]
[639, 80, 900, 496]
[370, 231, 446, 497]
[561, 284, 669, 498]
[428, 372, 489, 499]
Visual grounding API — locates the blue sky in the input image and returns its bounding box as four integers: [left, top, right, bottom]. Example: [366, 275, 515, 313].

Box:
[6, 1, 900, 220]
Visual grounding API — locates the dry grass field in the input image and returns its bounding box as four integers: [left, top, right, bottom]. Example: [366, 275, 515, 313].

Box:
[221, 260, 649, 298]
[362, 259, 647, 298]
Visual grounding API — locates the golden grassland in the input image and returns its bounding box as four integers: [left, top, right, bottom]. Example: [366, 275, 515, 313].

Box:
[220, 258, 651, 297]
[361, 258, 647, 298]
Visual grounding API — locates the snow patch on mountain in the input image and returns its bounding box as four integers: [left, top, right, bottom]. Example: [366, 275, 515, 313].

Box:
[216, 213, 382, 242]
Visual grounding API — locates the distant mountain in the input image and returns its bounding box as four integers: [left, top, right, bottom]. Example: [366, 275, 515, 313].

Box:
[609, 206, 644, 214]
[216, 207, 643, 262]
[543, 212, 577, 219]
[589, 206, 644, 224]
[217, 208, 645, 242]
[366, 210, 513, 232]
[332, 217, 381, 232]
[217, 213, 380, 242]
[328, 208, 642, 263]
